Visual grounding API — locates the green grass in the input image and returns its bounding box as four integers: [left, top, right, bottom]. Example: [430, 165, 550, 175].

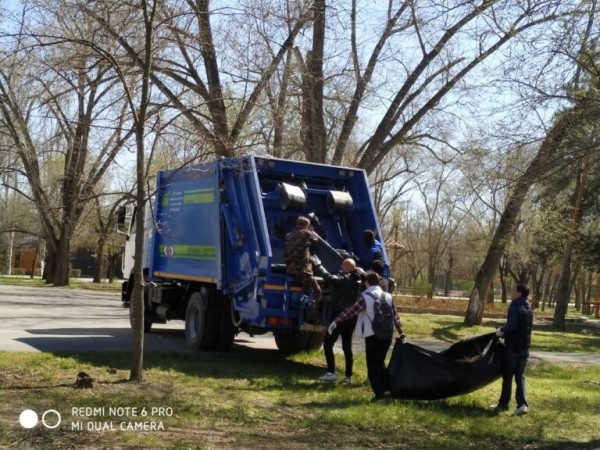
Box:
[402, 312, 600, 352]
[0, 276, 122, 292]
[1, 350, 599, 450]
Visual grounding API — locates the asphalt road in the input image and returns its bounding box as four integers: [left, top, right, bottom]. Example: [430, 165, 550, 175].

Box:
[0, 284, 598, 364]
[0, 284, 281, 353]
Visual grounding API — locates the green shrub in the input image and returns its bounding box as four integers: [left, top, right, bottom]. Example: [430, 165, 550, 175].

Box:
[411, 277, 432, 297]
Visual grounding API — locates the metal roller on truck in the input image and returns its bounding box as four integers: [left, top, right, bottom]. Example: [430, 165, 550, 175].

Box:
[118, 156, 388, 354]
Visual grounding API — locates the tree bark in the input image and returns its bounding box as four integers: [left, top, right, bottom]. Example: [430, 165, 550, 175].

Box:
[94, 235, 106, 284]
[5, 231, 14, 275]
[29, 242, 39, 279]
[129, 0, 158, 382]
[53, 235, 71, 286]
[553, 157, 588, 329]
[427, 263, 435, 299]
[443, 253, 454, 297]
[486, 281, 495, 305]
[499, 259, 508, 304]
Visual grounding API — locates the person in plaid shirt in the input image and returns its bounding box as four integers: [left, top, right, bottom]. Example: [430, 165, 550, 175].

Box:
[328, 272, 405, 400]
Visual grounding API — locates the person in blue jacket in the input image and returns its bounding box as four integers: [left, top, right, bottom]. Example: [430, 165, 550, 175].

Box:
[362, 229, 389, 277]
[492, 284, 534, 416]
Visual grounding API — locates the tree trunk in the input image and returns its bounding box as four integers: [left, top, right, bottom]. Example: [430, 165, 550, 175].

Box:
[109, 252, 119, 283]
[130, 194, 147, 381]
[309, 0, 326, 163]
[584, 271, 593, 312]
[486, 281, 495, 305]
[427, 264, 435, 299]
[533, 268, 545, 310]
[443, 253, 454, 297]
[574, 272, 581, 311]
[499, 259, 508, 304]
[464, 109, 574, 326]
[43, 245, 56, 284]
[553, 157, 588, 329]
[550, 273, 561, 308]
[94, 235, 106, 283]
[5, 231, 14, 275]
[30, 242, 39, 279]
[53, 236, 71, 286]
[130, 0, 157, 382]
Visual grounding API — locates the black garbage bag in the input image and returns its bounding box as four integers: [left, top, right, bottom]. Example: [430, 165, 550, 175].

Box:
[387, 332, 505, 400]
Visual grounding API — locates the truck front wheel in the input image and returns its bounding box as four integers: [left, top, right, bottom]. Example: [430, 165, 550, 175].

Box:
[185, 290, 218, 350]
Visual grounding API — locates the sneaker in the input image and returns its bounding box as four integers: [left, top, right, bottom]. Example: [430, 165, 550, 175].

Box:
[342, 376, 352, 385]
[490, 404, 509, 413]
[319, 372, 337, 382]
[513, 405, 529, 416]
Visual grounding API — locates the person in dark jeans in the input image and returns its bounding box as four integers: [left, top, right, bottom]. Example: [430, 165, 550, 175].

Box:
[317, 259, 363, 384]
[328, 272, 404, 400]
[493, 283, 533, 416]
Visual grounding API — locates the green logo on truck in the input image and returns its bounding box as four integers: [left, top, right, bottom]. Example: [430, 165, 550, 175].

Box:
[159, 244, 216, 260]
[184, 188, 214, 204]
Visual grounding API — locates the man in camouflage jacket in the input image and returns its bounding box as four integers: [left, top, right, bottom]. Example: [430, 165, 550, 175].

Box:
[284, 216, 322, 302]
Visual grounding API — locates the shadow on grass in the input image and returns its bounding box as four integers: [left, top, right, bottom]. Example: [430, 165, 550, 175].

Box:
[533, 440, 600, 450]
[44, 346, 325, 392]
[430, 321, 472, 343]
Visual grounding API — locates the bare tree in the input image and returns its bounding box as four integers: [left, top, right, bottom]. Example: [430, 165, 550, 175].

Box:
[464, 108, 588, 325]
[0, 33, 131, 285]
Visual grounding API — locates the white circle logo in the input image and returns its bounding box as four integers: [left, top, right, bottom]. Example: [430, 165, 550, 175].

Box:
[19, 409, 38, 429]
[41, 410, 61, 429]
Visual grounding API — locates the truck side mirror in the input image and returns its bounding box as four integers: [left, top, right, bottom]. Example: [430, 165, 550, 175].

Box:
[116, 205, 129, 236]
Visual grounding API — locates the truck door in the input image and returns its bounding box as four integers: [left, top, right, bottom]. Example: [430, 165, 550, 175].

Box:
[219, 158, 271, 295]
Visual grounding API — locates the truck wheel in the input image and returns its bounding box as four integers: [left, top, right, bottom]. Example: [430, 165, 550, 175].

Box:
[185, 290, 218, 350]
[273, 330, 309, 354]
[129, 300, 153, 333]
[305, 331, 326, 351]
[214, 313, 236, 351]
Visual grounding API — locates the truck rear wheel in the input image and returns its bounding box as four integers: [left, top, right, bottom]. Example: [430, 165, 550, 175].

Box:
[214, 313, 236, 351]
[305, 331, 326, 351]
[274, 330, 324, 354]
[185, 290, 218, 350]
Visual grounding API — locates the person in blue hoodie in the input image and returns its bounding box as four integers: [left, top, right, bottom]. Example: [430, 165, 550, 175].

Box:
[362, 229, 389, 277]
[492, 284, 534, 416]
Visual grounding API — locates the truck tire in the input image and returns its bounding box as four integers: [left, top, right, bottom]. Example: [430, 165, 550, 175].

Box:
[214, 313, 236, 351]
[129, 300, 153, 333]
[185, 290, 218, 350]
[305, 331, 326, 351]
[274, 330, 326, 354]
[273, 330, 309, 354]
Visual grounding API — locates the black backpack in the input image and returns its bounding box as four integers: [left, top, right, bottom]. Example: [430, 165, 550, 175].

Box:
[366, 291, 394, 340]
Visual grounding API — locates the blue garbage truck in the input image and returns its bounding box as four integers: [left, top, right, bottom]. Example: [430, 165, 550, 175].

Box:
[118, 156, 388, 353]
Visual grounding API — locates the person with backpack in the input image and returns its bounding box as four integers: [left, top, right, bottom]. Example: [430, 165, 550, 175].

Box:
[328, 271, 405, 400]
